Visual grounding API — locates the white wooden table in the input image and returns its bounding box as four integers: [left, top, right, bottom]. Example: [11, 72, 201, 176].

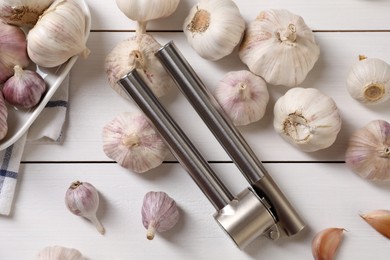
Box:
[2, 1, 390, 259]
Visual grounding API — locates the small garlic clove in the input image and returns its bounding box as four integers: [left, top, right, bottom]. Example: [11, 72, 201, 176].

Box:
[2, 65, 47, 109]
[213, 70, 269, 126]
[0, 92, 8, 141]
[35, 245, 85, 260]
[141, 191, 179, 240]
[102, 111, 170, 173]
[312, 227, 345, 260]
[360, 210, 390, 239]
[65, 180, 105, 235]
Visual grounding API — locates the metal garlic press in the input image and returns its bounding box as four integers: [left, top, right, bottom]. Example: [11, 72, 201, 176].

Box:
[118, 41, 305, 249]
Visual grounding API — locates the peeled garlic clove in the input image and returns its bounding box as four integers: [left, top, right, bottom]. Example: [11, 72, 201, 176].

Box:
[361, 209, 390, 239]
[102, 111, 170, 173]
[0, 92, 8, 141]
[183, 0, 245, 61]
[65, 180, 105, 234]
[35, 245, 85, 260]
[239, 9, 320, 87]
[2, 65, 46, 109]
[213, 70, 269, 126]
[273, 88, 342, 152]
[105, 33, 175, 99]
[27, 0, 90, 68]
[346, 56, 390, 105]
[142, 191, 179, 240]
[345, 120, 390, 181]
[0, 22, 29, 83]
[0, 0, 54, 26]
[312, 227, 345, 260]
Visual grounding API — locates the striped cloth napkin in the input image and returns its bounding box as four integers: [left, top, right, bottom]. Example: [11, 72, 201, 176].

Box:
[0, 75, 69, 216]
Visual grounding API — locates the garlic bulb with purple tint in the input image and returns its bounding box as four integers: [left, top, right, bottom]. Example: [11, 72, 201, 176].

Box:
[213, 70, 269, 126]
[2, 65, 46, 108]
[0, 92, 8, 141]
[65, 180, 105, 234]
[273, 88, 342, 152]
[142, 191, 179, 240]
[346, 56, 390, 105]
[102, 111, 170, 173]
[35, 245, 85, 260]
[345, 120, 390, 181]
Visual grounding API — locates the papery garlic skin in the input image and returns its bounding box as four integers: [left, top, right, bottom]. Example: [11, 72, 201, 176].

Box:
[345, 120, 390, 181]
[312, 228, 344, 260]
[239, 9, 320, 87]
[0, 0, 54, 26]
[35, 245, 85, 260]
[105, 34, 174, 99]
[102, 112, 170, 173]
[361, 209, 390, 239]
[142, 191, 179, 240]
[0, 92, 8, 141]
[346, 57, 390, 105]
[183, 0, 245, 61]
[214, 70, 269, 126]
[27, 0, 89, 68]
[273, 88, 342, 152]
[115, 0, 180, 23]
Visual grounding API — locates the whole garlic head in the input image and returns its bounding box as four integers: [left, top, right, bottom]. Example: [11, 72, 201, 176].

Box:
[239, 9, 320, 87]
[345, 120, 390, 181]
[35, 246, 85, 260]
[346, 56, 390, 105]
[183, 0, 245, 61]
[273, 88, 342, 152]
[105, 34, 175, 99]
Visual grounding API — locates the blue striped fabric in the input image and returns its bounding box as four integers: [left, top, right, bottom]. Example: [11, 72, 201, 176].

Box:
[0, 145, 17, 194]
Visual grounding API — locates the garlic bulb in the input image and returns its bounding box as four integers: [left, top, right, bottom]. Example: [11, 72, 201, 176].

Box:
[0, 0, 54, 26]
[312, 228, 345, 260]
[35, 245, 85, 260]
[105, 33, 175, 99]
[360, 209, 390, 239]
[273, 88, 342, 152]
[0, 92, 8, 141]
[345, 120, 390, 181]
[27, 0, 90, 68]
[142, 191, 179, 240]
[183, 0, 245, 61]
[0, 22, 29, 83]
[102, 111, 170, 173]
[65, 180, 105, 234]
[3, 65, 46, 108]
[346, 56, 390, 105]
[213, 70, 269, 126]
[239, 9, 320, 87]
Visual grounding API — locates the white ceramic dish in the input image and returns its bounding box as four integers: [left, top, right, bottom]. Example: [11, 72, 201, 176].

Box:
[0, 0, 91, 150]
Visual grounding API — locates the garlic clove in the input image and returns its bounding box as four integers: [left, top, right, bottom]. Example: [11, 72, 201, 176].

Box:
[2, 65, 47, 109]
[65, 180, 105, 235]
[141, 191, 179, 240]
[346, 56, 390, 105]
[35, 245, 85, 260]
[239, 9, 320, 87]
[345, 120, 390, 181]
[105, 33, 175, 99]
[360, 210, 390, 239]
[312, 227, 345, 260]
[183, 0, 246, 61]
[213, 70, 269, 126]
[102, 111, 170, 173]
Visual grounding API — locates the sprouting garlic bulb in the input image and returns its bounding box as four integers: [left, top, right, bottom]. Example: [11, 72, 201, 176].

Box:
[0, 0, 54, 26]
[105, 33, 175, 99]
[35, 245, 85, 260]
[183, 0, 245, 61]
[273, 88, 342, 152]
[239, 9, 320, 87]
[360, 209, 390, 239]
[213, 70, 269, 126]
[0, 92, 8, 141]
[346, 56, 390, 105]
[115, 0, 180, 23]
[27, 0, 90, 68]
[142, 191, 179, 240]
[102, 111, 170, 173]
[345, 120, 390, 181]
[312, 228, 345, 260]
